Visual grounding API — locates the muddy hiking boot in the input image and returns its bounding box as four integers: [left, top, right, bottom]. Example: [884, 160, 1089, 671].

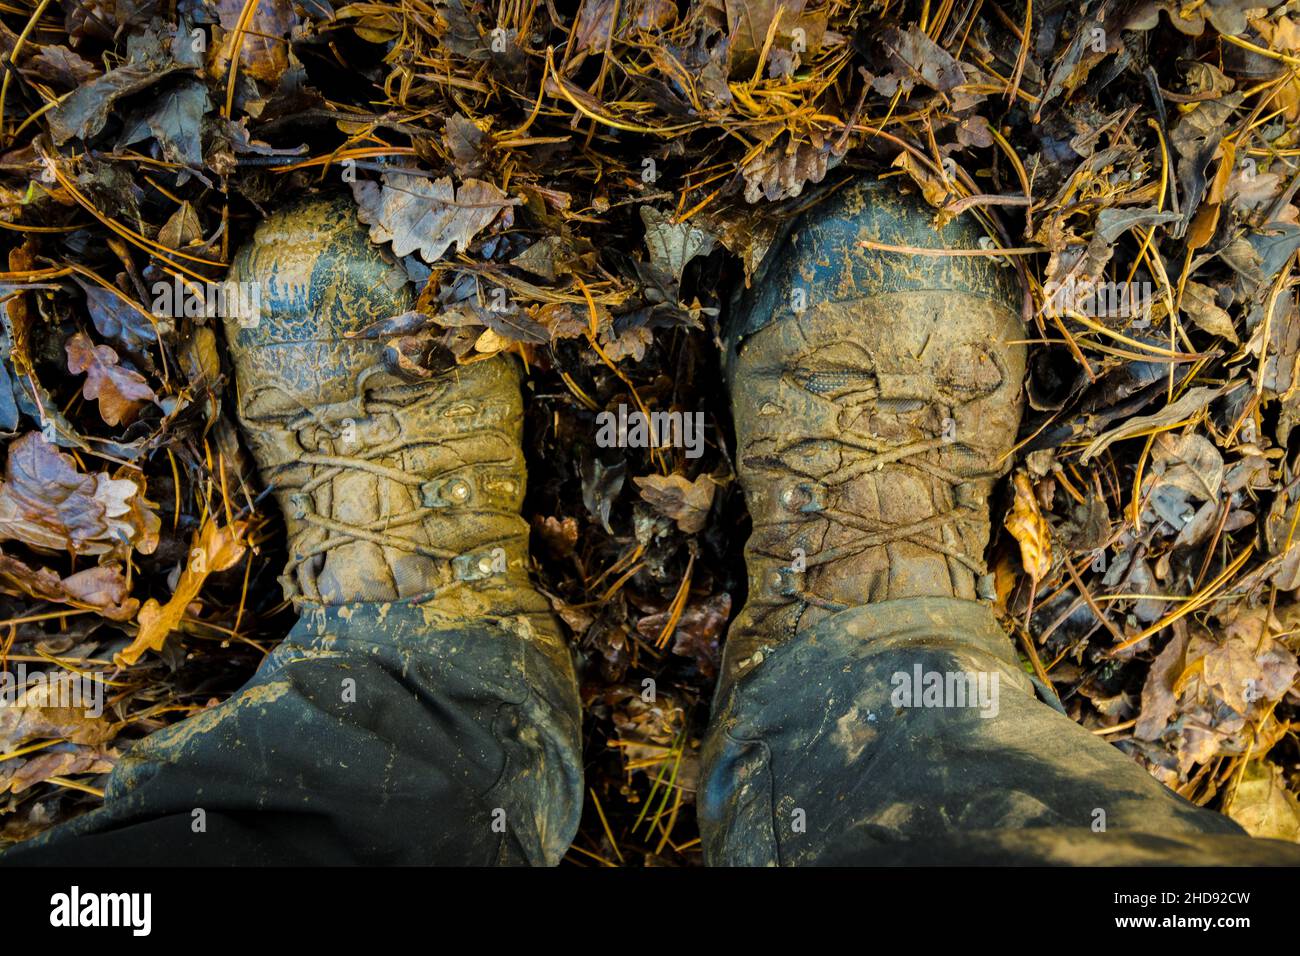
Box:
[717, 180, 1027, 693]
[696, 179, 1291, 866]
[225, 194, 575, 699]
[24, 193, 590, 865]
[204, 194, 583, 864]
[226, 195, 563, 639]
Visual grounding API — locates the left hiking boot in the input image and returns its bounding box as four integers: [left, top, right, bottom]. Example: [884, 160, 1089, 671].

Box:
[223, 194, 568, 660]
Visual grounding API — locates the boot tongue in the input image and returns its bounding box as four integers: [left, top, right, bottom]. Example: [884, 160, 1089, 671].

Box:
[875, 371, 935, 402]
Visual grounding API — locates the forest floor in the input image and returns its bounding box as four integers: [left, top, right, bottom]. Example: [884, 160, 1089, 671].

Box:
[2, 0, 1300, 863]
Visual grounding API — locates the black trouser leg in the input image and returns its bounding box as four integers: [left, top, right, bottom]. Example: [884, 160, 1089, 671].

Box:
[700, 597, 1300, 865]
[2, 603, 583, 866]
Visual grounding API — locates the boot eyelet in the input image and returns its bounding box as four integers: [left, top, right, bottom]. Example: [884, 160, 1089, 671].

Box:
[780, 482, 826, 513]
[452, 551, 497, 582]
[484, 477, 518, 499]
[768, 567, 800, 597]
[421, 477, 474, 508]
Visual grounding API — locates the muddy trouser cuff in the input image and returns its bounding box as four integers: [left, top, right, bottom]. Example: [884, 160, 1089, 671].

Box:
[1, 603, 583, 866]
[699, 597, 1300, 866]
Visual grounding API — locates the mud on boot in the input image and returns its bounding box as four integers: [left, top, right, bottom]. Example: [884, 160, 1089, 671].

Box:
[224, 194, 571, 670]
[720, 180, 1027, 692]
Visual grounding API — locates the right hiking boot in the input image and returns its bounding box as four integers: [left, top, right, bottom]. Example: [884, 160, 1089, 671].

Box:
[700, 184, 1300, 869]
[719, 180, 1027, 692]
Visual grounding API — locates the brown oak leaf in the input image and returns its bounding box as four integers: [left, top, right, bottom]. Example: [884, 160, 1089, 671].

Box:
[634, 473, 716, 533]
[0, 549, 138, 621]
[66, 332, 156, 426]
[352, 171, 513, 264]
[1004, 471, 1053, 584]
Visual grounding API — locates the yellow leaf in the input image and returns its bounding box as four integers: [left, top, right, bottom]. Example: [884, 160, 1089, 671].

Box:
[116, 518, 249, 666]
[1004, 471, 1052, 584]
[474, 327, 505, 354]
[1228, 760, 1300, 843]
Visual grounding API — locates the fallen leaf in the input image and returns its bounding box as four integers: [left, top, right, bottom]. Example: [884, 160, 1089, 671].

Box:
[1150, 432, 1224, 502]
[641, 206, 717, 286]
[0, 549, 138, 621]
[1199, 608, 1299, 713]
[75, 278, 167, 354]
[0, 677, 117, 752]
[352, 171, 513, 264]
[22, 46, 100, 88]
[47, 40, 180, 143]
[574, 0, 620, 54]
[1181, 281, 1238, 343]
[1228, 760, 1300, 842]
[213, 0, 299, 85]
[1136, 629, 1189, 740]
[533, 515, 579, 557]
[2, 746, 117, 795]
[116, 517, 249, 666]
[157, 201, 203, 249]
[122, 79, 210, 168]
[877, 26, 965, 96]
[601, 325, 653, 362]
[741, 134, 846, 203]
[634, 473, 716, 533]
[892, 150, 953, 207]
[65, 332, 156, 427]
[636, 592, 731, 678]
[1080, 386, 1222, 463]
[607, 684, 687, 765]
[725, 0, 825, 77]
[0, 433, 151, 556]
[1004, 471, 1052, 584]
